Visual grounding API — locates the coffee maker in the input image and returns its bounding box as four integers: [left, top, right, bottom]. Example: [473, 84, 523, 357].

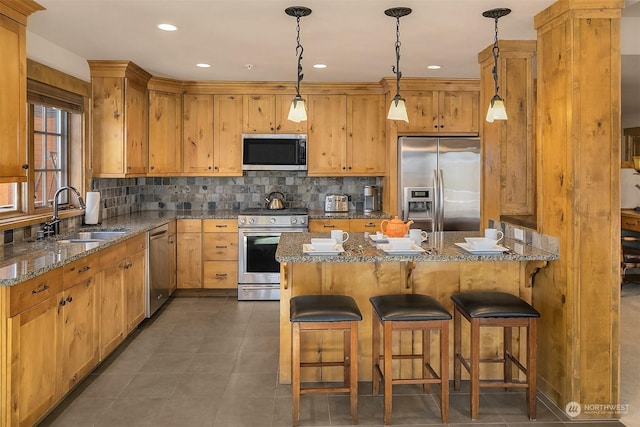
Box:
[363, 186, 380, 213]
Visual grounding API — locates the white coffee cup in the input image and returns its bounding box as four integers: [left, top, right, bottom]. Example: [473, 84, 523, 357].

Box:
[375, 231, 385, 239]
[484, 228, 504, 242]
[409, 229, 428, 244]
[331, 230, 349, 244]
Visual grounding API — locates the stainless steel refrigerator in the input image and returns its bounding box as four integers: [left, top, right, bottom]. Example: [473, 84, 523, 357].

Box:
[398, 136, 481, 231]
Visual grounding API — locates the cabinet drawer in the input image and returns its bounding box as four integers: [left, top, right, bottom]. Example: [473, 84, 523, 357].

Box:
[621, 215, 640, 232]
[177, 219, 202, 233]
[203, 219, 238, 233]
[349, 218, 384, 233]
[203, 261, 238, 288]
[309, 219, 351, 232]
[63, 253, 100, 289]
[9, 269, 63, 316]
[126, 233, 146, 253]
[203, 232, 238, 260]
[99, 241, 127, 268]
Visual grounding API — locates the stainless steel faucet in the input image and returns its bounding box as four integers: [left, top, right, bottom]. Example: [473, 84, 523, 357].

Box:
[42, 186, 86, 237]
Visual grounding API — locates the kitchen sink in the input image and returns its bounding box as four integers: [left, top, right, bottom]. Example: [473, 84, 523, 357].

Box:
[58, 230, 128, 243]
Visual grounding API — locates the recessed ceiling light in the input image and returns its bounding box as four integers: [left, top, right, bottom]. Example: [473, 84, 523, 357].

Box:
[427, 64, 441, 70]
[313, 64, 327, 69]
[157, 23, 177, 31]
[196, 63, 211, 68]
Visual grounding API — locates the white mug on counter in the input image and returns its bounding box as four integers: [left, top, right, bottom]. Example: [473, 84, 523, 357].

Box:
[484, 228, 504, 242]
[409, 229, 428, 244]
[330, 229, 350, 244]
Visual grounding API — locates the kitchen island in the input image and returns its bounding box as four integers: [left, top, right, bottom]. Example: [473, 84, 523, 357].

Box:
[275, 231, 557, 383]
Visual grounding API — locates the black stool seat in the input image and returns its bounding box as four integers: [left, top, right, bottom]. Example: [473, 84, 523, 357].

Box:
[451, 291, 540, 318]
[370, 294, 452, 321]
[623, 245, 640, 263]
[290, 295, 362, 322]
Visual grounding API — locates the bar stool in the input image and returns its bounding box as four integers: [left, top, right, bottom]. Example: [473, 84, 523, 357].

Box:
[290, 295, 362, 427]
[450, 291, 540, 420]
[370, 294, 452, 424]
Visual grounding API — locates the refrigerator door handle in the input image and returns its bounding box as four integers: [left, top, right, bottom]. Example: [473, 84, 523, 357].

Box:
[439, 169, 445, 232]
[433, 169, 439, 232]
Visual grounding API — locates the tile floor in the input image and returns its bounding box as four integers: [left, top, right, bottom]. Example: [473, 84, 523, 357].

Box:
[38, 291, 636, 427]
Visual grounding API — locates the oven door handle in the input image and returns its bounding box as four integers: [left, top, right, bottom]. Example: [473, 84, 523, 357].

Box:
[239, 284, 280, 290]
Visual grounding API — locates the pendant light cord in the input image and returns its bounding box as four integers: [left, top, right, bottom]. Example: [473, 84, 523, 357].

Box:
[491, 16, 501, 102]
[295, 16, 304, 98]
[392, 16, 402, 100]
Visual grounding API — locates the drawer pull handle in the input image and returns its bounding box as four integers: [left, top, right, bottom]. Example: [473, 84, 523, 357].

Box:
[66, 296, 73, 303]
[215, 245, 228, 249]
[215, 225, 228, 228]
[78, 266, 91, 273]
[364, 223, 376, 227]
[323, 225, 336, 228]
[215, 273, 228, 278]
[32, 284, 49, 294]
[60, 299, 66, 306]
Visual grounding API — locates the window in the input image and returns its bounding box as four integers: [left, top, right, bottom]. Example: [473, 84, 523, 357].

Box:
[0, 183, 18, 214]
[32, 105, 69, 209]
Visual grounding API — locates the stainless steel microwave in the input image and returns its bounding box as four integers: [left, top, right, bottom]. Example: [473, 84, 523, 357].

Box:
[242, 134, 307, 171]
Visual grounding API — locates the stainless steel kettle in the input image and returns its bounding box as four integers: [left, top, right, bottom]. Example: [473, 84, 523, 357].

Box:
[265, 191, 285, 210]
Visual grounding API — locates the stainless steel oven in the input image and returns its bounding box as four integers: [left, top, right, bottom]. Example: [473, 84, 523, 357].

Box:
[238, 209, 308, 300]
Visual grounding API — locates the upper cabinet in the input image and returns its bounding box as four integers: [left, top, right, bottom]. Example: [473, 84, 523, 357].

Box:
[183, 93, 214, 174]
[308, 94, 386, 176]
[395, 90, 479, 135]
[0, 0, 43, 183]
[148, 81, 183, 175]
[213, 95, 243, 175]
[89, 61, 151, 177]
[243, 94, 306, 134]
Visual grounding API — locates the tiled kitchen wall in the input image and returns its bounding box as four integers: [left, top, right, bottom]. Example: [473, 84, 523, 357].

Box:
[129, 172, 382, 213]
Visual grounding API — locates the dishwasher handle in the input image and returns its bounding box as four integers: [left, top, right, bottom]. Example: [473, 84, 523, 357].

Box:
[150, 229, 168, 239]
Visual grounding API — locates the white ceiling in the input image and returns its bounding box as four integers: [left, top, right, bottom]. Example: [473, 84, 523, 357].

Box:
[26, 0, 640, 116]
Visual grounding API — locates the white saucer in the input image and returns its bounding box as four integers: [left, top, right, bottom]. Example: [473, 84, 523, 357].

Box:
[455, 242, 507, 255]
[378, 243, 426, 255]
[303, 244, 345, 255]
[369, 234, 389, 243]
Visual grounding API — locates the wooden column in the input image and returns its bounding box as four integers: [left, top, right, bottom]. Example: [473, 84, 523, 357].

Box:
[479, 41, 537, 228]
[534, 0, 623, 419]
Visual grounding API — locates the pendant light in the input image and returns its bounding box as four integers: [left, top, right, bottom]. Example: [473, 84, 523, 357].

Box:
[285, 6, 312, 123]
[385, 7, 412, 122]
[483, 8, 511, 123]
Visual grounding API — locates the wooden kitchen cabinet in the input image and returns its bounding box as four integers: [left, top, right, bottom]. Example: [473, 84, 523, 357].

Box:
[177, 219, 203, 288]
[349, 218, 385, 233]
[213, 95, 243, 175]
[346, 95, 386, 175]
[7, 269, 62, 427]
[98, 243, 126, 358]
[148, 88, 182, 174]
[89, 61, 152, 177]
[395, 90, 479, 135]
[621, 212, 640, 232]
[243, 94, 306, 134]
[124, 234, 147, 333]
[168, 220, 177, 295]
[307, 95, 347, 175]
[203, 219, 238, 289]
[0, 2, 42, 183]
[309, 218, 351, 233]
[183, 94, 214, 173]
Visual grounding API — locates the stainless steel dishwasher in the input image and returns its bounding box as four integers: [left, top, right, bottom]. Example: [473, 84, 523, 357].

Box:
[147, 224, 169, 317]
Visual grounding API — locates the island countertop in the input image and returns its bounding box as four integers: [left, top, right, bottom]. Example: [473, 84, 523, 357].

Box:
[275, 231, 558, 263]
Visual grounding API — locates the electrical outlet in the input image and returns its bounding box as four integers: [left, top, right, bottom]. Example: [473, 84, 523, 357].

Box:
[514, 228, 524, 241]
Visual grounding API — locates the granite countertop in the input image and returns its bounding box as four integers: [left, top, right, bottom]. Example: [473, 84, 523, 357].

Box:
[275, 231, 558, 263]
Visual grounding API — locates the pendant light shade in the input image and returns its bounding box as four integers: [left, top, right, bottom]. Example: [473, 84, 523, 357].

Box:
[483, 8, 511, 123]
[285, 6, 311, 123]
[385, 7, 412, 123]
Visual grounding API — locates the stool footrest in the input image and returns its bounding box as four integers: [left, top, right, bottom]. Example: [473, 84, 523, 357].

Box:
[391, 377, 442, 385]
[477, 380, 531, 388]
[300, 361, 347, 368]
[300, 386, 351, 395]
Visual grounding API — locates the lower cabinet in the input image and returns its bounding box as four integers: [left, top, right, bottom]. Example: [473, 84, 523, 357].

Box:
[124, 235, 147, 333]
[99, 256, 126, 358]
[177, 219, 203, 288]
[309, 218, 385, 233]
[202, 219, 238, 289]
[168, 221, 177, 295]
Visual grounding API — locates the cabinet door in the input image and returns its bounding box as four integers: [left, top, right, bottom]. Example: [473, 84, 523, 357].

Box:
[99, 261, 125, 358]
[149, 90, 182, 174]
[125, 249, 146, 333]
[9, 296, 61, 427]
[168, 232, 177, 295]
[183, 94, 214, 173]
[308, 218, 351, 233]
[177, 232, 202, 288]
[92, 77, 125, 175]
[394, 91, 438, 134]
[439, 91, 479, 134]
[243, 94, 275, 133]
[60, 277, 99, 393]
[275, 94, 307, 134]
[0, 15, 27, 182]
[349, 218, 384, 233]
[124, 78, 148, 175]
[307, 95, 347, 175]
[347, 95, 386, 175]
[213, 94, 243, 175]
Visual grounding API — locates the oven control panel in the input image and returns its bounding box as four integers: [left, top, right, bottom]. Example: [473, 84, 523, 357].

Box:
[238, 215, 308, 227]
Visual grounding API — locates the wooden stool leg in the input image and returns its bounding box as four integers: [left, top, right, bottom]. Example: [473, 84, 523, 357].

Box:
[504, 325, 513, 388]
[350, 321, 359, 425]
[372, 310, 381, 396]
[527, 318, 538, 420]
[470, 318, 480, 420]
[344, 329, 351, 388]
[383, 320, 393, 425]
[453, 307, 462, 391]
[422, 329, 431, 393]
[292, 322, 301, 427]
[440, 320, 450, 424]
